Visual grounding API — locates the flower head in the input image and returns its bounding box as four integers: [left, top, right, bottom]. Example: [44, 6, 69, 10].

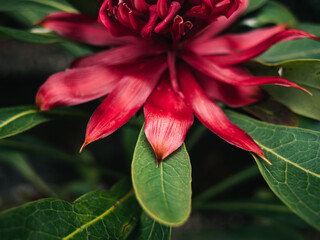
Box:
[36, 0, 318, 165]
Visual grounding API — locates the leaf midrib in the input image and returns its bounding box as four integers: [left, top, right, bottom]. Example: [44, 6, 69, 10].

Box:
[0, 109, 37, 128]
[62, 190, 134, 240]
[255, 140, 320, 178]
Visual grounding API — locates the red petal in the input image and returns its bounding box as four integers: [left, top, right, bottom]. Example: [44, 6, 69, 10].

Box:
[81, 57, 167, 149]
[196, 71, 265, 107]
[144, 76, 193, 165]
[39, 12, 120, 46]
[36, 64, 123, 110]
[187, 25, 286, 56]
[72, 42, 166, 68]
[208, 29, 319, 66]
[178, 65, 268, 162]
[189, 0, 248, 44]
[180, 52, 310, 93]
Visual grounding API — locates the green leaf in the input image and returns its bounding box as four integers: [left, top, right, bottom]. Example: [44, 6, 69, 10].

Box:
[128, 212, 171, 240]
[243, 0, 268, 15]
[0, 0, 77, 26]
[0, 106, 49, 140]
[227, 110, 320, 231]
[257, 23, 320, 63]
[241, 1, 298, 28]
[0, 0, 77, 13]
[249, 60, 320, 120]
[0, 26, 63, 44]
[0, 180, 140, 239]
[0, 105, 88, 140]
[132, 126, 192, 226]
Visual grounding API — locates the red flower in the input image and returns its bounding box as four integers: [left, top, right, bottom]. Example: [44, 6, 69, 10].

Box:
[36, 0, 317, 165]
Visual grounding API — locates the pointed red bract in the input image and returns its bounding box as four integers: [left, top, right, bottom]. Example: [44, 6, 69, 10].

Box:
[82, 57, 167, 148]
[207, 29, 319, 66]
[144, 76, 193, 164]
[180, 52, 310, 93]
[188, 25, 286, 55]
[196, 72, 265, 107]
[178, 65, 268, 162]
[36, 64, 123, 110]
[39, 12, 121, 46]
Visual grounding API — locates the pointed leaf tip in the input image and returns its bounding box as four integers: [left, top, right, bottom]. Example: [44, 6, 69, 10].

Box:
[80, 139, 93, 152]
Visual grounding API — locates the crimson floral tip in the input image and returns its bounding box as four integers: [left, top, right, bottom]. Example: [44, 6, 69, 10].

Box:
[36, 0, 318, 165]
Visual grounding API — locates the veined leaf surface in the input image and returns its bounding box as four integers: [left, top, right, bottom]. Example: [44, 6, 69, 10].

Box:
[0, 180, 140, 239]
[227, 110, 320, 231]
[132, 126, 192, 226]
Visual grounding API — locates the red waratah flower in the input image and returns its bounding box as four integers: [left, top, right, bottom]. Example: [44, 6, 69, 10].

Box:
[36, 0, 318, 165]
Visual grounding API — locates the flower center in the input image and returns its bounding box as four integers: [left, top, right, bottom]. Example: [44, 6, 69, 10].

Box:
[99, 0, 240, 42]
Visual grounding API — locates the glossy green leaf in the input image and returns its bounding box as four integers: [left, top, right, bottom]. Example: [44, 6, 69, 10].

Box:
[249, 60, 320, 120]
[0, 180, 140, 239]
[0, 105, 88, 140]
[227, 110, 320, 231]
[241, 1, 298, 28]
[0, 106, 49, 140]
[128, 212, 171, 240]
[257, 23, 320, 63]
[132, 126, 192, 226]
[0, 26, 63, 44]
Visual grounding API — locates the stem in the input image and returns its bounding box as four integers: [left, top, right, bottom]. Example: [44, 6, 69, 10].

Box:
[193, 165, 259, 203]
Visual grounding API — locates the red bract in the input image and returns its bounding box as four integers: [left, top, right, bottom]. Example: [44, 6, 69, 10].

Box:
[36, 0, 318, 165]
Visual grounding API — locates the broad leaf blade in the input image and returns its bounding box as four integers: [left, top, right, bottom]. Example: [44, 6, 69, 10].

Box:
[249, 60, 320, 120]
[257, 23, 320, 63]
[0, 180, 140, 239]
[227, 111, 320, 231]
[129, 212, 171, 240]
[132, 126, 192, 226]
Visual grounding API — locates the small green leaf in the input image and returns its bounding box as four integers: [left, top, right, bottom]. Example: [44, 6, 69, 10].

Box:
[227, 110, 320, 231]
[257, 23, 320, 63]
[0, 180, 140, 239]
[249, 60, 320, 120]
[241, 1, 298, 28]
[128, 212, 171, 240]
[132, 126, 192, 226]
[0, 105, 88, 140]
[0, 106, 49, 140]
